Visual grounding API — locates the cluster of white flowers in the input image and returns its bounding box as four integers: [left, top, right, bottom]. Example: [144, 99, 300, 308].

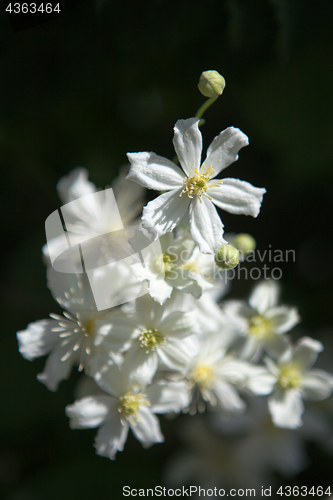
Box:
[16, 118, 333, 461]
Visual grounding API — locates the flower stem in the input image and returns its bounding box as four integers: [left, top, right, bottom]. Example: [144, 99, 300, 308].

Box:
[195, 96, 218, 123]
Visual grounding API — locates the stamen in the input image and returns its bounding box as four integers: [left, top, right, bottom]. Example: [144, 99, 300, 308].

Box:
[139, 329, 165, 352]
[179, 164, 223, 201]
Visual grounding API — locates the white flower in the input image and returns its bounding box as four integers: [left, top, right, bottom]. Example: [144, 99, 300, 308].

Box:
[66, 363, 188, 460]
[131, 228, 217, 304]
[224, 280, 300, 360]
[17, 268, 115, 391]
[97, 294, 198, 385]
[265, 337, 333, 429]
[127, 118, 266, 253]
[184, 331, 257, 415]
[43, 167, 145, 268]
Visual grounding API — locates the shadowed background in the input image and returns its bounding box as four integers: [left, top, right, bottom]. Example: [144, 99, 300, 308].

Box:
[1, 0, 333, 498]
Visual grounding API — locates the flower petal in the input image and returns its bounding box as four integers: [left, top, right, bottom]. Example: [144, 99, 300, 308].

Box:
[94, 418, 129, 460]
[301, 370, 333, 401]
[131, 407, 164, 448]
[65, 395, 117, 428]
[204, 127, 249, 176]
[208, 178, 266, 217]
[142, 189, 189, 239]
[265, 306, 300, 334]
[17, 319, 60, 361]
[189, 196, 225, 253]
[147, 380, 189, 413]
[268, 388, 304, 429]
[172, 118, 202, 176]
[249, 280, 279, 314]
[127, 152, 185, 191]
[293, 336, 324, 371]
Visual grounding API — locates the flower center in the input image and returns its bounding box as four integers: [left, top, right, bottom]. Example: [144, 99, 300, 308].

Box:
[154, 253, 174, 274]
[278, 365, 302, 389]
[248, 315, 271, 339]
[118, 391, 149, 424]
[191, 365, 214, 388]
[180, 165, 223, 202]
[139, 329, 165, 351]
[82, 318, 95, 338]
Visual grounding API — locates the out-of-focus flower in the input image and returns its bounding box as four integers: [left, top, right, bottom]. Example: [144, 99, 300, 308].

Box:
[224, 280, 300, 360]
[265, 337, 333, 428]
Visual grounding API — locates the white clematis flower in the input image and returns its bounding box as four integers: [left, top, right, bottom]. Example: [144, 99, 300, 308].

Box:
[265, 337, 333, 429]
[66, 362, 188, 460]
[97, 294, 198, 385]
[17, 268, 115, 391]
[127, 118, 266, 253]
[131, 227, 217, 305]
[224, 280, 300, 360]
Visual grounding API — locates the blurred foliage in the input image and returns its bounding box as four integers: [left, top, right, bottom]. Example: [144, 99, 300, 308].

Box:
[1, 0, 333, 498]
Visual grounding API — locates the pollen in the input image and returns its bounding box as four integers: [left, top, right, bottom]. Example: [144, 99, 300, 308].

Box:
[248, 315, 271, 339]
[154, 253, 174, 274]
[278, 365, 302, 389]
[180, 164, 223, 202]
[191, 364, 214, 388]
[118, 392, 150, 424]
[139, 329, 166, 352]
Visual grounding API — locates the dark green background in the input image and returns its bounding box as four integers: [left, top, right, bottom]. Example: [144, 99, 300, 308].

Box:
[1, 1, 333, 498]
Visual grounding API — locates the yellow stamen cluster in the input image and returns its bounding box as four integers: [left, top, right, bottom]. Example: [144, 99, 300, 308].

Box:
[248, 315, 271, 339]
[139, 329, 165, 352]
[278, 365, 302, 389]
[180, 165, 223, 202]
[118, 392, 149, 424]
[154, 253, 174, 274]
[191, 365, 214, 388]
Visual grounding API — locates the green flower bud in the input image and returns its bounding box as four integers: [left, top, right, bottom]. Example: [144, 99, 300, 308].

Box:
[198, 70, 226, 98]
[234, 233, 256, 256]
[214, 244, 239, 270]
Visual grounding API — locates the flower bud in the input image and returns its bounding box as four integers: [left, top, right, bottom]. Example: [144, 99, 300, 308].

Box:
[214, 244, 239, 270]
[198, 70, 226, 98]
[234, 233, 256, 256]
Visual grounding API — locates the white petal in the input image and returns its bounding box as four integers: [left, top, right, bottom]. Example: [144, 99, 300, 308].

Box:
[265, 306, 300, 334]
[301, 370, 333, 401]
[147, 380, 189, 413]
[131, 407, 164, 448]
[264, 333, 289, 359]
[158, 311, 195, 338]
[124, 344, 158, 385]
[94, 418, 129, 460]
[126, 152, 184, 191]
[57, 167, 96, 204]
[212, 380, 246, 413]
[268, 388, 304, 429]
[157, 340, 191, 372]
[293, 336, 324, 371]
[172, 118, 202, 176]
[209, 178, 266, 217]
[204, 127, 249, 175]
[65, 395, 117, 428]
[245, 368, 276, 395]
[17, 319, 60, 360]
[249, 280, 280, 314]
[142, 189, 189, 239]
[148, 277, 173, 305]
[37, 342, 80, 392]
[189, 196, 225, 253]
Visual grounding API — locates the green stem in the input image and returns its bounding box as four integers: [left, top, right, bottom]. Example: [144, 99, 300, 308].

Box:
[195, 96, 218, 122]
